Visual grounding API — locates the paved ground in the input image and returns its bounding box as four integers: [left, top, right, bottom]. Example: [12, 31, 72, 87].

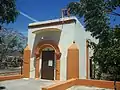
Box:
[0, 79, 112, 90]
[67, 86, 112, 90]
[0, 78, 57, 90]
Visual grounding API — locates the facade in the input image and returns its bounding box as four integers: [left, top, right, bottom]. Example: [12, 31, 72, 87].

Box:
[27, 16, 97, 81]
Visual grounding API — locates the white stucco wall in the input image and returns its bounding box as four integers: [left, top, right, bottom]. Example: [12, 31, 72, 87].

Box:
[73, 18, 98, 79]
[74, 19, 86, 79]
[28, 28, 36, 78]
[58, 23, 75, 81]
[28, 17, 76, 80]
[28, 16, 97, 80]
[85, 31, 99, 79]
[28, 26, 62, 78]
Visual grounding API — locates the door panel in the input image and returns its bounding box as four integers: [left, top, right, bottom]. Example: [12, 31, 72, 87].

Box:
[41, 50, 55, 80]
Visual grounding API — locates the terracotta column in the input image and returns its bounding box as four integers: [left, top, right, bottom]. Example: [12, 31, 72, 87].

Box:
[56, 60, 60, 80]
[67, 41, 79, 80]
[23, 45, 31, 78]
[55, 52, 61, 80]
[35, 55, 40, 79]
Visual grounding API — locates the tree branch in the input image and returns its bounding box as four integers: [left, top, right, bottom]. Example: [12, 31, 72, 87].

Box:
[111, 12, 120, 17]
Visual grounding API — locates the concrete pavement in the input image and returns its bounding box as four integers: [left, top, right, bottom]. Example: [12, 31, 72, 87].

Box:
[0, 78, 56, 90]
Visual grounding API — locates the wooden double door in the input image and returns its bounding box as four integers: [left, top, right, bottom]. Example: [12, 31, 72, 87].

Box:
[41, 50, 55, 80]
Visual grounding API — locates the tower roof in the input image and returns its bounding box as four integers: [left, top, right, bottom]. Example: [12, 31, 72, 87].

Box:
[28, 16, 77, 29]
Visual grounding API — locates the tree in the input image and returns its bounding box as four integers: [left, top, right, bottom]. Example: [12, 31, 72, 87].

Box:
[106, 0, 120, 17]
[68, 0, 110, 40]
[68, 0, 120, 17]
[0, 26, 27, 69]
[0, 0, 19, 24]
[89, 26, 120, 80]
[68, 0, 120, 81]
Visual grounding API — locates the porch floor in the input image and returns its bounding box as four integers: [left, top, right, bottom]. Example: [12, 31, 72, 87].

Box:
[0, 78, 58, 90]
[0, 79, 113, 90]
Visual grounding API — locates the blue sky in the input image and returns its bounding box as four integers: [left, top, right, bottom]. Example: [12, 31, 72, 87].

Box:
[5, 0, 78, 36]
[5, 0, 120, 36]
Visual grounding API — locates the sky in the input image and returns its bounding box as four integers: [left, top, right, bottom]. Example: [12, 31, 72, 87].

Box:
[5, 0, 78, 36]
[5, 0, 120, 36]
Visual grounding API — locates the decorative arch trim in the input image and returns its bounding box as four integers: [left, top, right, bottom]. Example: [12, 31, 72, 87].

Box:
[34, 40, 61, 80]
[34, 40, 61, 59]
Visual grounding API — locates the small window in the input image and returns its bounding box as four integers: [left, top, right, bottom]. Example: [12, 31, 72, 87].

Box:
[48, 60, 53, 66]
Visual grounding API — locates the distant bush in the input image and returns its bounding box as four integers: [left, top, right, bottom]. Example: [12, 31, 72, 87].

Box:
[0, 26, 27, 69]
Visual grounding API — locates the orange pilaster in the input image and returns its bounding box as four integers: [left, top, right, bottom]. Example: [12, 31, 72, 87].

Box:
[23, 45, 31, 78]
[35, 56, 40, 78]
[67, 41, 79, 80]
[56, 60, 60, 80]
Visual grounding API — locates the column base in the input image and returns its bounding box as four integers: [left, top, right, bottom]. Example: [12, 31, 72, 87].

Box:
[23, 78, 29, 80]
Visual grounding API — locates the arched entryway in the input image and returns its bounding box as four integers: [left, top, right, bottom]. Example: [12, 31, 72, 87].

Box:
[34, 40, 61, 80]
[41, 48, 55, 80]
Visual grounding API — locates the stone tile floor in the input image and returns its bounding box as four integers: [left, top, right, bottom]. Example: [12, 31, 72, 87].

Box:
[0, 78, 56, 90]
[0, 79, 113, 90]
[67, 86, 112, 90]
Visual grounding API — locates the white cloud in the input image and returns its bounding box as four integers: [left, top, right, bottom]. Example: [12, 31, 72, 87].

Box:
[19, 11, 38, 22]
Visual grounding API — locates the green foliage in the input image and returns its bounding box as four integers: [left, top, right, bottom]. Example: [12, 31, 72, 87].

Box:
[68, 0, 110, 40]
[68, 2, 84, 18]
[68, 0, 120, 80]
[89, 27, 120, 80]
[105, 0, 120, 11]
[0, 0, 19, 24]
